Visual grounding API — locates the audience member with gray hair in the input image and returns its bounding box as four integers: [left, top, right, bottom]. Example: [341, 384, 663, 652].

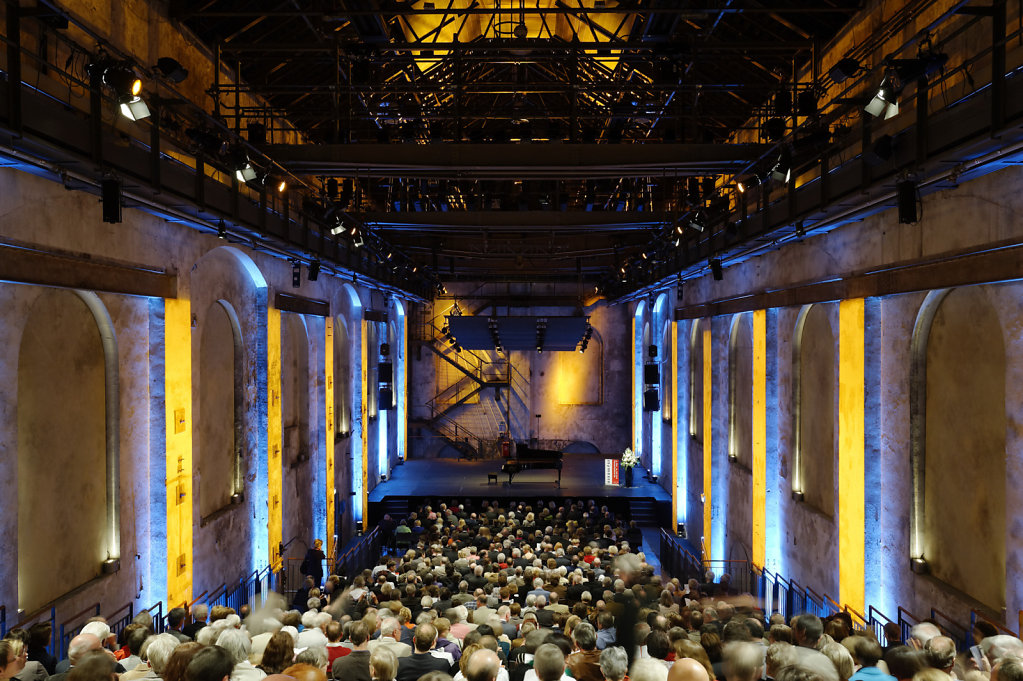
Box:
[600, 647, 629, 681]
[215, 629, 265, 681]
[725, 642, 765, 681]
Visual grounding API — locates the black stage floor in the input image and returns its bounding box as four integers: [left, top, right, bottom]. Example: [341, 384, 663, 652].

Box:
[369, 453, 672, 502]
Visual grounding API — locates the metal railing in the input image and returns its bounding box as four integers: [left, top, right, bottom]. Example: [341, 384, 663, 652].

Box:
[335, 527, 383, 580]
[658, 530, 703, 584]
[968, 609, 1018, 647]
[868, 605, 896, 645]
[142, 601, 166, 634]
[898, 606, 922, 644]
[930, 607, 968, 649]
[107, 602, 134, 642]
[58, 603, 101, 658]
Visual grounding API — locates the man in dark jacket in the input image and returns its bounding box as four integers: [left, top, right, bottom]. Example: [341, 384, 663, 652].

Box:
[394, 624, 454, 681]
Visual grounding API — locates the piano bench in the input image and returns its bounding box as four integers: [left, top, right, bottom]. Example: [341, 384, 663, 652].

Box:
[487, 473, 498, 485]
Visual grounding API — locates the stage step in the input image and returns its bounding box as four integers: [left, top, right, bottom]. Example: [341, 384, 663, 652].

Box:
[378, 497, 409, 521]
[629, 497, 659, 526]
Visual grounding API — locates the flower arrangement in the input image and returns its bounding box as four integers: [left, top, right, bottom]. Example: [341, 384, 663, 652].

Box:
[621, 447, 638, 469]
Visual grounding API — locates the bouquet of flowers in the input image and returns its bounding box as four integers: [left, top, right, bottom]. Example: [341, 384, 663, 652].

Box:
[621, 447, 638, 469]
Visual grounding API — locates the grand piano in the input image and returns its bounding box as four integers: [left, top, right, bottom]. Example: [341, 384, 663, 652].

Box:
[501, 442, 564, 486]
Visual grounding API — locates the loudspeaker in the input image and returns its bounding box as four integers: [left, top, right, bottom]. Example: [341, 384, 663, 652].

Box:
[643, 363, 659, 385]
[643, 388, 660, 412]
[378, 387, 393, 410]
[647, 344, 658, 359]
[898, 180, 918, 223]
[378, 362, 393, 384]
[101, 179, 122, 224]
[711, 259, 724, 281]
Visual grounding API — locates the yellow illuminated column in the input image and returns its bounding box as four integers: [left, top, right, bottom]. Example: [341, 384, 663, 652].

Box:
[839, 298, 866, 612]
[671, 322, 679, 529]
[702, 326, 712, 563]
[165, 298, 193, 608]
[752, 309, 767, 568]
[325, 321, 335, 560]
[361, 319, 370, 531]
[267, 309, 283, 569]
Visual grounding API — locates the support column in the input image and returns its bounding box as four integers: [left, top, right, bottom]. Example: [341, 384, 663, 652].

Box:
[165, 298, 193, 607]
[752, 309, 767, 568]
[702, 325, 713, 562]
[267, 309, 282, 569]
[839, 298, 866, 612]
[325, 321, 335, 559]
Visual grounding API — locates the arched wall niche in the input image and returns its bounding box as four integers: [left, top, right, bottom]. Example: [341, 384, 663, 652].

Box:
[333, 315, 353, 437]
[189, 244, 269, 584]
[793, 303, 837, 516]
[17, 288, 119, 612]
[689, 320, 705, 440]
[728, 313, 753, 468]
[197, 299, 243, 519]
[912, 286, 1007, 610]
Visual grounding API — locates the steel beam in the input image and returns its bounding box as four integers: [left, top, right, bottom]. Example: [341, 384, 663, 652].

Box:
[267, 142, 766, 178]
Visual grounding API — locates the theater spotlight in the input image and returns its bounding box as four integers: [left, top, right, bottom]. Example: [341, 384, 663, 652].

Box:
[864, 77, 899, 119]
[688, 212, 706, 233]
[769, 153, 791, 183]
[330, 217, 345, 236]
[97, 63, 151, 121]
[217, 219, 227, 240]
[231, 148, 258, 183]
[154, 57, 189, 83]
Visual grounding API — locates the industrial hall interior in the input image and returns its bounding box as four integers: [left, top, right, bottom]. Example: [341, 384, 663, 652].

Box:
[2, 0, 1023, 677]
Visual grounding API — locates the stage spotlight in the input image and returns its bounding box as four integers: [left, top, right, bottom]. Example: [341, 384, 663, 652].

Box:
[231, 148, 258, 183]
[829, 57, 861, 83]
[217, 219, 227, 240]
[308, 259, 320, 281]
[330, 217, 345, 236]
[276, 178, 287, 194]
[770, 153, 791, 183]
[155, 57, 189, 83]
[101, 63, 142, 101]
[688, 213, 706, 233]
[186, 127, 226, 157]
[864, 77, 899, 119]
[120, 97, 150, 121]
[710, 258, 723, 281]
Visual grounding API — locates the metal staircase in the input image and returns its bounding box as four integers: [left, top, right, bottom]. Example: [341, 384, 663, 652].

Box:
[415, 313, 512, 459]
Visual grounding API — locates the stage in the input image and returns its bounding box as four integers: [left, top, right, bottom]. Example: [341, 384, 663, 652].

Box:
[369, 452, 673, 502]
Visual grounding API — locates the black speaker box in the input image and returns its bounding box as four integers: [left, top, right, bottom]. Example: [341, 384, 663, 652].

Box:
[379, 387, 393, 410]
[378, 362, 393, 384]
[643, 363, 659, 385]
[643, 388, 660, 412]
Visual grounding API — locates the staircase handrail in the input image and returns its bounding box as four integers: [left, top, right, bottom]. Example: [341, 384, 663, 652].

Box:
[58, 602, 101, 659]
[187, 590, 210, 611]
[867, 603, 895, 644]
[930, 607, 968, 648]
[804, 586, 830, 618]
[969, 609, 1018, 646]
[143, 601, 165, 633]
[818, 591, 843, 617]
[107, 601, 134, 641]
[430, 412, 487, 444]
[898, 606, 922, 643]
[844, 605, 870, 632]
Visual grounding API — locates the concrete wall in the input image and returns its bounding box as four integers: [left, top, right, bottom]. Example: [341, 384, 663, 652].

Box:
[671, 164, 1023, 628]
[0, 164, 401, 626]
